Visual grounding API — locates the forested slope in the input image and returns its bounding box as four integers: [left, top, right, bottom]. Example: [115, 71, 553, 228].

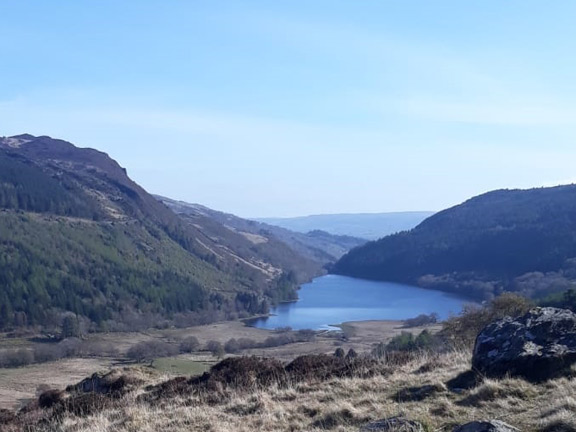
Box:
[0, 134, 323, 331]
[334, 186, 576, 299]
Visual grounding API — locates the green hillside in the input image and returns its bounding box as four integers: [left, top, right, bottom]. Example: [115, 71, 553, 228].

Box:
[0, 135, 323, 332]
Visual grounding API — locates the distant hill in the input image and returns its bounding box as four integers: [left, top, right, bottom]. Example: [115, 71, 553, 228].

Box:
[256, 212, 434, 240]
[156, 197, 366, 264]
[0, 134, 324, 331]
[333, 186, 576, 300]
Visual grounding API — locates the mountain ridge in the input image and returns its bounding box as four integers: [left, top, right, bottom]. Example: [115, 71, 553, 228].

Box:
[256, 211, 434, 240]
[156, 195, 366, 264]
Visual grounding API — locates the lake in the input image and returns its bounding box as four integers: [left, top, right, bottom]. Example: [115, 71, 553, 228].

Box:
[249, 274, 474, 330]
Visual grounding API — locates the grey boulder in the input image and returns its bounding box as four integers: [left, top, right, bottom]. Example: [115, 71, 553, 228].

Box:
[472, 307, 576, 381]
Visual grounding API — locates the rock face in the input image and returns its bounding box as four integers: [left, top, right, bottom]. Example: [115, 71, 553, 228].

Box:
[453, 420, 518, 432]
[66, 369, 144, 395]
[472, 307, 576, 381]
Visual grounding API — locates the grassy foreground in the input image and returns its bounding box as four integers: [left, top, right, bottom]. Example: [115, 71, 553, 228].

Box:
[4, 349, 576, 432]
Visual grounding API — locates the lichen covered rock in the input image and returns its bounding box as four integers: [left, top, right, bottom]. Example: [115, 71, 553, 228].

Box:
[472, 307, 576, 381]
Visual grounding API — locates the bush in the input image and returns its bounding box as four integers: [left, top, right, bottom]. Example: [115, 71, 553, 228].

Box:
[259, 334, 294, 348]
[372, 330, 436, 357]
[193, 356, 287, 390]
[0, 349, 35, 367]
[179, 336, 200, 353]
[386, 332, 417, 352]
[206, 340, 224, 358]
[33, 344, 63, 362]
[58, 337, 83, 357]
[127, 340, 178, 363]
[441, 292, 533, 348]
[296, 329, 316, 342]
[345, 348, 358, 359]
[236, 338, 257, 350]
[404, 313, 438, 328]
[224, 339, 241, 354]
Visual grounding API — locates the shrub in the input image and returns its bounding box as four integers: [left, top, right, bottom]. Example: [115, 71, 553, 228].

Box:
[0, 349, 35, 367]
[346, 348, 358, 359]
[259, 334, 294, 348]
[33, 344, 63, 362]
[296, 329, 316, 342]
[236, 338, 257, 350]
[179, 336, 200, 353]
[193, 356, 287, 390]
[404, 313, 438, 327]
[224, 339, 240, 354]
[372, 330, 437, 356]
[386, 332, 417, 352]
[58, 337, 83, 357]
[127, 340, 178, 363]
[206, 340, 224, 358]
[441, 292, 533, 348]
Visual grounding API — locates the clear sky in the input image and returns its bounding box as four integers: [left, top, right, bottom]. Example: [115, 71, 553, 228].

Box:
[2, 1, 576, 217]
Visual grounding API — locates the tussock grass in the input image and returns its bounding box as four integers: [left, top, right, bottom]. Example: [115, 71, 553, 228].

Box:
[5, 349, 576, 432]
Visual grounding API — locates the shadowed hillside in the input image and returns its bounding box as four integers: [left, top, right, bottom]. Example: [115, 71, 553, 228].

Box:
[334, 185, 576, 300]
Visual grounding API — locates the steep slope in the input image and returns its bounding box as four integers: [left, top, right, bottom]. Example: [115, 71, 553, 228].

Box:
[0, 134, 319, 331]
[333, 185, 576, 300]
[257, 211, 434, 240]
[156, 196, 366, 263]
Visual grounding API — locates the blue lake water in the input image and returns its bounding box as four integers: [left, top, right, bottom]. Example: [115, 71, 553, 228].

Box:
[249, 275, 474, 330]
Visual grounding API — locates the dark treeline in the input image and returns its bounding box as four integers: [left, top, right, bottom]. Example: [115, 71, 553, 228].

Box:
[0, 211, 289, 332]
[0, 152, 102, 219]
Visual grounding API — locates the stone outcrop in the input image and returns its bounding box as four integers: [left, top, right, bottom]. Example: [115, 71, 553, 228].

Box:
[472, 307, 576, 381]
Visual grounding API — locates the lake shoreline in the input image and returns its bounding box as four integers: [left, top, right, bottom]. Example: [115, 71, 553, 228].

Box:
[250, 274, 471, 330]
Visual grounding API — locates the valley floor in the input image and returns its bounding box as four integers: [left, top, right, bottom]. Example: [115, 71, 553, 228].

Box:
[0, 319, 439, 410]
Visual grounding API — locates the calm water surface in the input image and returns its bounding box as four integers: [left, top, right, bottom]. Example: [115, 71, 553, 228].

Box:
[249, 274, 473, 330]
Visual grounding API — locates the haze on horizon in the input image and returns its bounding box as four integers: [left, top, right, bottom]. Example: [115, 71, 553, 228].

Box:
[2, 1, 576, 218]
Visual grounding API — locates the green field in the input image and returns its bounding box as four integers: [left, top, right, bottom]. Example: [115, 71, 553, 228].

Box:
[152, 357, 212, 376]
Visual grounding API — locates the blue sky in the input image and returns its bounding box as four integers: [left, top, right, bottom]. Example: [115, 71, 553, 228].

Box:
[2, 1, 576, 217]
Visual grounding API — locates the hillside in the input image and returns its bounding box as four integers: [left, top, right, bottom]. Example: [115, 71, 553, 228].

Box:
[256, 211, 434, 240]
[156, 196, 366, 263]
[333, 185, 576, 300]
[3, 349, 573, 431]
[0, 134, 323, 331]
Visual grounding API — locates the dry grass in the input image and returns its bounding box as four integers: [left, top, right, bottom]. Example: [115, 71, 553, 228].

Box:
[0, 319, 435, 410]
[4, 348, 576, 432]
